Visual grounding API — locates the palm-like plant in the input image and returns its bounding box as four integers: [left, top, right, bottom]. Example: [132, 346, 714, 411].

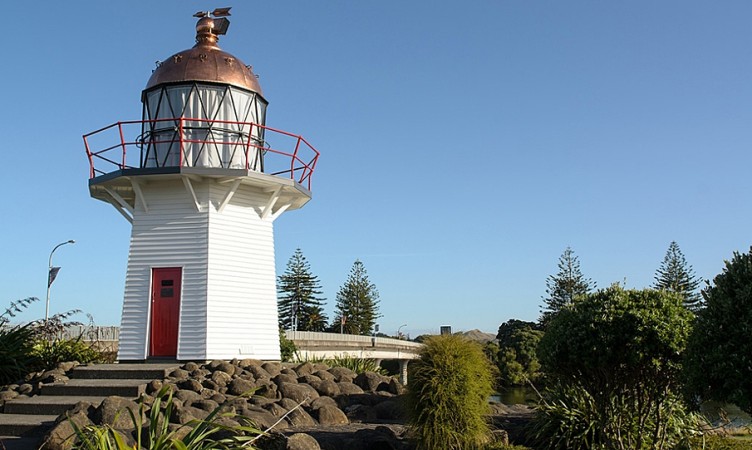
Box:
[69, 386, 264, 450]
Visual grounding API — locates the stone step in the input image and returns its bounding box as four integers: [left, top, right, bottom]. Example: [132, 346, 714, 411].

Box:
[0, 414, 57, 437]
[41, 379, 149, 397]
[70, 363, 179, 380]
[4, 396, 108, 416]
[0, 435, 44, 450]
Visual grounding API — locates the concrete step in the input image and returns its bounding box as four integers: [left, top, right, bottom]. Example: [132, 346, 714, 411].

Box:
[4, 396, 107, 416]
[0, 414, 57, 437]
[41, 379, 149, 397]
[0, 435, 43, 450]
[70, 363, 179, 380]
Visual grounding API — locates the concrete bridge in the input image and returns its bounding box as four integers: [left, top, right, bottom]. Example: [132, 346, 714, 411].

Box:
[285, 331, 423, 384]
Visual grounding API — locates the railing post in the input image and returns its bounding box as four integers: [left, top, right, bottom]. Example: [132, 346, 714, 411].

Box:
[179, 118, 184, 167]
[118, 122, 127, 169]
[291, 137, 302, 182]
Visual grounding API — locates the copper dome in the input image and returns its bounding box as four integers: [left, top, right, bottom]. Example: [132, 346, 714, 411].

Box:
[144, 16, 263, 95]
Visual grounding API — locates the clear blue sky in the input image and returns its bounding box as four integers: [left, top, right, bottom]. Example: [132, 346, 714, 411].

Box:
[2, 1, 751, 338]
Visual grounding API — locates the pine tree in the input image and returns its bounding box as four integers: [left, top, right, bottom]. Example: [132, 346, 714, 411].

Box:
[277, 249, 327, 331]
[540, 247, 595, 327]
[654, 241, 702, 311]
[333, 260, 381, 335]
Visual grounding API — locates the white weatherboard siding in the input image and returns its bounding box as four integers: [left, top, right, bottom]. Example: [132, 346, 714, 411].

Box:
[206, 184, 281, 360]
[118, 179, 209, 361]
[117, 176, 284, 361]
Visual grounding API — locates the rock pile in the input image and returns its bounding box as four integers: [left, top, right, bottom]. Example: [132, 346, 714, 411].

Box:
[0, 362, 79, 405]
[41, 360, 412, 450]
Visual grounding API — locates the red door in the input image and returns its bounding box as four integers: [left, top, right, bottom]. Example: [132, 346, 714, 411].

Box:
[150, 267, 181, 357]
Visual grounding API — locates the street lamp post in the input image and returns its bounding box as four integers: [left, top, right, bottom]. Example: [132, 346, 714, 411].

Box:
[397, 323, 407, 340]
[46, 240, 75, 321]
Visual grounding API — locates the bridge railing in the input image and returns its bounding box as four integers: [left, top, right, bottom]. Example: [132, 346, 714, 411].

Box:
[285, 331, 423, 350]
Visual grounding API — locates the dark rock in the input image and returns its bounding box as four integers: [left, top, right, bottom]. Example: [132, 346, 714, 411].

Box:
[41, 410, 93, 450]
[353, 426, 403, 450]
[168, 368, 190, 380]
[210, 392, 227, 404]
[212, 361, 236, 376]
[298, 374, 322, 385]
[337, 382, 364, 395]
[294, 362, 315, 376]
[278, 382, 319, 404]
[375, 399, 406, 421]
[56, 361, 78, 372]
[309, 396, 338, 410]
[210, 370, 233, 386]
[146, 379, 163, 394]
[281, 368, 298, 377]
[254, 381, 279, 399]
[312, 363, 330, 372]
[227, 377, 256, 396]
[174, 389, 201, 405]
[254, 431, 287, 450]
[315, 405, 349, 425]
[41, 369, 69, 384]
[0, 390, 18, 401]
[242, 408, 281, 430]
[183, 362, 200, 372]
[313, 379, 340, 397]
[178, 379, 203, 392]
[17, 384, 33, 395]
[287, 433, 321, 450]
[313, 370, 336, 381]
[273, 373, 299, 386]
[262, 362, 282, 377]
[264, 402, 289, 418]
[202, 379, 219, 390]
[94, 396, 143, 429]
[249, 364, 272, 381]
[354, 372, 389, 392]
[284, 405, 317, 427]
[191, 398, 219, 412]
[386, 378, 406, 396]
[240, 358, 264, 368]
[328, 367, 356, 383]
[345, 404, 378, 423]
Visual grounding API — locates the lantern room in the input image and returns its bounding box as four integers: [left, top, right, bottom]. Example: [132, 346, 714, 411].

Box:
[141, 13, 268, 170]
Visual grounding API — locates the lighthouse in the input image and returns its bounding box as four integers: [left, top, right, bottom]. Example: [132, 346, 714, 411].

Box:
[84, 9, 319, 361]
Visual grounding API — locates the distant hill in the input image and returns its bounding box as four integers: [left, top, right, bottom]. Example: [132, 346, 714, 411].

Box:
[458, 329, 497, 344]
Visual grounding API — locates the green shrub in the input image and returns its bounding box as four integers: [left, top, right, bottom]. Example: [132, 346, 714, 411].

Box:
[407, 334, 494, 450]
[328, 354, 385, 374]
[279, 329, 297, 362]
[0, 298, 40, 384]
[31, 337, 105, 368]
[535, 285, 696, 449]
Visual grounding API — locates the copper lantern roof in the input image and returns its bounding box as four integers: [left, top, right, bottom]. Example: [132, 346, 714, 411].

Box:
[144, 12, 263, 95]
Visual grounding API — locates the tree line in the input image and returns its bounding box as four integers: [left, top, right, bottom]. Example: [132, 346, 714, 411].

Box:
[276, 249, 381, 335]
[493, 242, 752, 448]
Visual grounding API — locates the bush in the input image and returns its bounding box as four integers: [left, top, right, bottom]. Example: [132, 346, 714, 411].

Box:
[684, 247, 752, 413]
[0, 298, 41, 384]
[31, 337, 105, 368]
[279, 329, 296, 362]
[407, 334, 494, 450]
[535, 285, 695, 449]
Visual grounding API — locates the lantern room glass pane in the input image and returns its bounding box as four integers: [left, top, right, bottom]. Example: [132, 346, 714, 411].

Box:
[141, 83, 267, 170]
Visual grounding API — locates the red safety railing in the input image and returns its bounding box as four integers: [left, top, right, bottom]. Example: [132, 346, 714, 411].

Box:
[83, 118, 319, 190]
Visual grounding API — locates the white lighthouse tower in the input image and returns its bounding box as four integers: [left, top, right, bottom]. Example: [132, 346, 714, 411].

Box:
[84, 9, 319, 361]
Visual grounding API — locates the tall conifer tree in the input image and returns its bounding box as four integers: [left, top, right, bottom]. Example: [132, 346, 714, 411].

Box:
[653, 241, 702, 311]
[332, 260, 381, 335]
[540, 247, 595, 327]
[277, 249, 327, 331]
